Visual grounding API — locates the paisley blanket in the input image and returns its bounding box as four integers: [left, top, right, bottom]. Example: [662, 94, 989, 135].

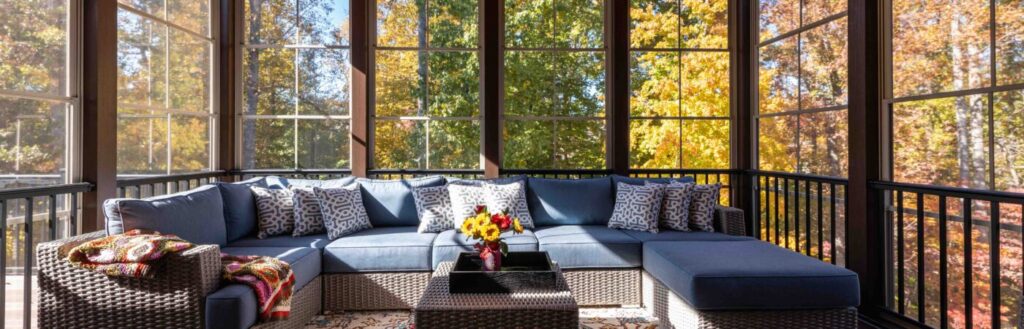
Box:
[67, 229, 193, 278]
[222, 253, 296, 322]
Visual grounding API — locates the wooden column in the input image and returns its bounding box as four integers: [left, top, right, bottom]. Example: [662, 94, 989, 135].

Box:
[846, 0, 885, 317]
[606, 0, 630, 176]
[219, 0, 239, 177]
[350, 0, 370, 177]
[730, 0, 755, 232]
[481, 0, 501, 178]
[81, 0, 118, 233]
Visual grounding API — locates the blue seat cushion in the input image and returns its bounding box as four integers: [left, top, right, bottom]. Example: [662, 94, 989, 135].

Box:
[103, 185, 227, 246]
[323, 226, 437, 272]
[355, 176, 446, 227]
[622, 230, 755, 243]
[534, 225, 642, 269]
[227, 234, 331, 249]
[527, 177, 614, 226]
[431, 229, 539, 269]
[214, 177, 267, 243]
[643, 240, 860, 310]
[206, 246, 322, 329]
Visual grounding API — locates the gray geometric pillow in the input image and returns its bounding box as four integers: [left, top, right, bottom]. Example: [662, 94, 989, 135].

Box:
[483, 181, 534, 228]
[689, 183, 722, 232]
[251, 186, 295, 239]
[290, 187, 326, 236]
[648, 181, 695, 231]
[448, 183, 486, 228]
[608, 182, 664, 233]
[413, 184, 454, 233]
[314, 185, 373, 240]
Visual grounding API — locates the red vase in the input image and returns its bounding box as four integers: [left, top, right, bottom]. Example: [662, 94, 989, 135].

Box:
[479, 247, 502, 272]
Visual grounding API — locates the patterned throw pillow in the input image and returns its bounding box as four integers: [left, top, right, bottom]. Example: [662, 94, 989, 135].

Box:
[413, 185, 454, 233]
[482, 181, 535, 228]
[608, 182, 665, 233]
[251, 187, 295, 239]
[314, 185, 373, 240]
[448, 183, 486, 228]
[290, 187, 326, 236]
[689, 183, 722, 232]
[647, 181, 695, 231]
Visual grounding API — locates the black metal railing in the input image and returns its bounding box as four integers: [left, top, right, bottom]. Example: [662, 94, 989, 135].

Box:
[234, 169, 352, 180]
[872, 181, 1024, 329]
[751, 171, 849, 265]
[117, 171, 229, 198]
[0, 183, 93, 329]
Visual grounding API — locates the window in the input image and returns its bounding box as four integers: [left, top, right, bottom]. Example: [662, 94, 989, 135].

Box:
[889, 0, 1024, 192]
[503, 0, 606, 169]
[629, 0, 730, 169]
[242, 0, 351, 169]
[0, 0, 75, 189]
[373, 0, 480, 170]
[757, 0, 848, 177]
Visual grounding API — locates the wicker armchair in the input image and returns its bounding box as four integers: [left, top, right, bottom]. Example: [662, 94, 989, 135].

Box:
[37, 231, 222, 329]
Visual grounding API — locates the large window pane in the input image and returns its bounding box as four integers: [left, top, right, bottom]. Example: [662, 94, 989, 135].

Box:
[298, 118, 350, 168]
[630, 0, 679, 49]
[994, 90, 1024, 192]
[503, 119, 606, 169]
[427, 52, 479, 117]
[170, 115, 210, 173]
[246, 0, 297, 44]
[375, 120, 426, 169]
[558, 52, 606, 116]
[169, 30, 211, 112]
[630, 119, 681, 169]
[679, 0, 728, 49]
[892, 0, 990, 97]
[429, 0, 479, 48]
[631, 51, 681, 117]
[376, 51, 423, 117]
[802, 0, 845, 25]
[167, 0, 210, 36]
[680, 51, 729, 117]
[893, 96, 990, 189]
[301, 0, 350, 45]
[117, 114, 170, 175]
[798, 110, 848, 176]
[244, 119, 296, 169]
[0, 98, 68, 186]
[0, 0, 68, 95]
[243, 48, 297, 115]
[758, 115, 797, 172]
[429, 120, 480, 169]
[997, 0, 1024, 86]
[800, 18, 848, 109]
[505, 0, 603, 48]
[505, 51, 559, 116]
[759, 0, 799, 42]
[117, 11, 167, 107]
[377, 0, 422, 47]
[759, 37, 798, 114]
[682, 119, 729, 168]
[299, 49, 350, 115]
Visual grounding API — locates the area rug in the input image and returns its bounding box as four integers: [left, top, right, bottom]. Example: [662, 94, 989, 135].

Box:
[304, 308, 658, 329]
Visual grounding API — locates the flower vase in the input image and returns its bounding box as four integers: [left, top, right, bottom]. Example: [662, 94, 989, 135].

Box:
[479, 247, 502, 272]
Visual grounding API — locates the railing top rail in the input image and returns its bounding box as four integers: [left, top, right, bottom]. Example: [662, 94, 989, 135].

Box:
[235, 169, 353, 175]
[0, 182, 93, 200]
[370, 169, 483, 175]
[870, 180, 1024, 204]
[748, 170, 850, 184]
[117, 171, 229, 187]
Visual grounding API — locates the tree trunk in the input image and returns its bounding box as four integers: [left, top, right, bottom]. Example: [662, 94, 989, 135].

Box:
[950, 2, 987, 189]
[243, 0, 262, 169]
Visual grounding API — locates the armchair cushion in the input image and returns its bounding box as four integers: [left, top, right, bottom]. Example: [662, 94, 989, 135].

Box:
[103, 185, 227, 246]
[534, 225, 642, 268]
[526, 177, 614, 226]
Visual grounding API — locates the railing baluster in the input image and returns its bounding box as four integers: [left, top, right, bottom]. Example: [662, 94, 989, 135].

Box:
[794, 180, 801, 252]
[938, 196, 948, 329]
[990, 203, 1000, 329]
[817, 182, 823, 260]
[917, 192, 926, 323]
[23, 197, 33, 329]
[70, 192, 77, 236]
[896, 190, 905, 315]
[48, 194, 57, 241]
[963, 198, 972, 329]
[830, 182, 837, 264]
[1, 199, 6, 327]
[784, 178, 790, 249]
[775, 177, 780, 245]
[804, 181, 811, 256]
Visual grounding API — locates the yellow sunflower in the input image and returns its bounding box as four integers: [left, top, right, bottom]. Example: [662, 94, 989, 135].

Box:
[460, 218, 477, 237]
[481, 223, 502, 242]
[512, 218, 524, 234]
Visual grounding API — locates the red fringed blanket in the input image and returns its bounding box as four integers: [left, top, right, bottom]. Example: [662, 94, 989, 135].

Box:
[66, 229, 193, 278]
[222, 253, 296, 322]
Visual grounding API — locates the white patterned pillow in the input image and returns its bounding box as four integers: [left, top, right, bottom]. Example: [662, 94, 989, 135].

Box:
[314, 185, 373, 240]
[413, 185, 454, 233]
[608, 182, 664, 233]
[483, 181, 534, 228]
[448, 183, 486, 228]
[251, 187, 295, 239]
[647, 181, 695, 231]
[290, 187, 326, 236]
[689, 183, 722, 232]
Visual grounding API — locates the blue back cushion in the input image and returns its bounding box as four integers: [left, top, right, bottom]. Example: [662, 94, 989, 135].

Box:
[214, 177, 266, 243]
[104, 185, 227, 246]
[267, 176, 356, 189]
[354, 176, 446, 227]
[611, 175, 696, 193]
[527, 177, 614, 226]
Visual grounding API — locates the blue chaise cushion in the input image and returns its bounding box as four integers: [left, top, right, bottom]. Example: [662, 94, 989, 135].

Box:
[526, 177, 614, 226]
[206, 246, 321, 329]
[431, 229, 539, 269]
[322, 226, 437, 272]
[643, 240, 860, 310]
[534, 225, 642, 268]
[622, 230, 755, 242]
[103, 185, 227, 246]
[355, 176, 446, 227]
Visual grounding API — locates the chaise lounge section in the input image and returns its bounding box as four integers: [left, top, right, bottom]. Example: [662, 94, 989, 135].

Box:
[37, 175, 859, 329]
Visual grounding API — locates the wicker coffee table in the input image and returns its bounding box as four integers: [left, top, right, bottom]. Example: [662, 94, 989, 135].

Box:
[414, 261, 579, 328]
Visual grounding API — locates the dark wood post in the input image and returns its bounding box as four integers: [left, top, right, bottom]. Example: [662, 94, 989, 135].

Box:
[606, 0, 630, 176]
[350, 0, 370, 177]
[481, 0, 501, 178]
[730, 0, 755, 232]
[846, 0, 885, 317]
[219, 0, 239, 178]
[81, 0, 119, 233]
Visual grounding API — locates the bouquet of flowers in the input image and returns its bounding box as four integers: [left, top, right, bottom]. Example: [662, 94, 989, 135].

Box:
[459, 205, 524, 271]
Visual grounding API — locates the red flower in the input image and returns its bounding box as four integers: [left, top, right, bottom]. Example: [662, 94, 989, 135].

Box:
[490, 214, 511, 230]
[474, 205, 487, 214]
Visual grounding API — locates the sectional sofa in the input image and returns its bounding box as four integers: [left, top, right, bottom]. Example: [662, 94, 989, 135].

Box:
[37, 175, 860, 329]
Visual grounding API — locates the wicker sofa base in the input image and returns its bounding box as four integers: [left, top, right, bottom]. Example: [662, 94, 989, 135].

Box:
[562, 268, 641, 306]
[253, 276, 322, 329]
[642, 271, 857, 329]
[323, 272, 431, 311]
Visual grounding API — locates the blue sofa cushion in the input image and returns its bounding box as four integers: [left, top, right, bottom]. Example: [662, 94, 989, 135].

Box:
[355, 176, 446, 227]
[526, 177, 614, 226]
[103, 185, 227, 246]
[206, 246, 320, 329]
[534, 225, 642, 268]
[227, 234, 331, 249]
[622, 230, 755, 243]
[431, 229, 539, 269]
[446, 175, 524, 186]
[643, 240, 860, 310]
[214, 177, 267, 243]
[267, 176, 356, 189]
[611, 175, 696, 193]
[323, 226, 437, 272]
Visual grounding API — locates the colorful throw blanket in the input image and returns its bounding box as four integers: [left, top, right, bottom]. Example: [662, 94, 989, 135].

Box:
[67, 229, 193, 278]
[222, 253, 296, 322]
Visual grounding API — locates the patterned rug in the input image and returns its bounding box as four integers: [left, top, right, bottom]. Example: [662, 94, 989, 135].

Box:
[304, 308, 658, 329]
